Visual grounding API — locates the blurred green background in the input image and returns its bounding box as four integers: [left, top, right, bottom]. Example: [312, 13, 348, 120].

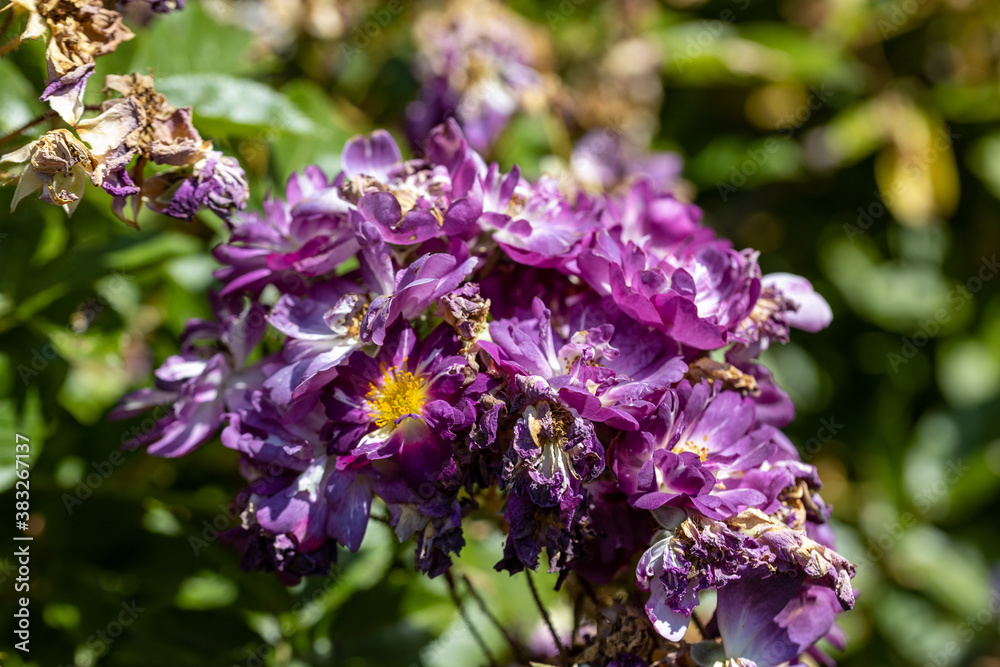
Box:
[2, 0, 1000, 665]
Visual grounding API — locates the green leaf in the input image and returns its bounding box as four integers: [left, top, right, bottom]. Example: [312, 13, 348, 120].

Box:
[0, 59, 45, 133]
[156, 74, 315, 137]
[270, 80, 357, 181]
[175, 572, 240, 610]
[101, 231, 204, 271]
[127, 1, 267, 78]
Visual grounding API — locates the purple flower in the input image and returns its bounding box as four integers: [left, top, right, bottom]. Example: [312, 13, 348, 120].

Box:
[108, 121, 856, 653]
[716, 571, 843, 667]
[323, 323, 478, 488]
[386, 483, 468, 577]
[111, 295, 266, 457]
[480, 298, 668, 430]
[486, 177, 601, 270]
[629, 449, 764, 521]
[730, 273, 833, 361]
[250, 454, 373, 553]
[636, 515, 772, 641]
[571, 130, 683, 193]
[340, 125, 484, 246]
[577, 231, 760, 350]
[727, 509, 855, 610]
[40, 64, 96, 125]
[614, 381, 777, 516]
[495, 489, 587, 580]
[264, 283, 366, 412]
[225, 525, 338, 582]
[213, 166, 359, 296]
[146, 150, 249, 221]
[406, 0, 554, 151]
[361, 251, 478, 345]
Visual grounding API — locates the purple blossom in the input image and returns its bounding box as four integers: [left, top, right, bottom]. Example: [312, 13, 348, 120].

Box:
[323, 323, 479, 488]
[571, 130, 683, 193]
[111, 295, 266, 457]
[111, 120, 856, 660]
[39, 63, 95, 125]
[147, 150, 249, 221]
[486, 177, 601, 269]
[361, 251, 478, 345]
[264, 282, 366, 412]
[213, 166, 359, 296]
[729, 273, 833, 361]
[636, 515, 772, 641]
[716, 572, 843, 667]
[340, 125, 484, 245]
[406, 1, 553, 152]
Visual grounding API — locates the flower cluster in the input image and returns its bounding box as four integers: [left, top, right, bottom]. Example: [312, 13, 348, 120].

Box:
[114, 120, 854, 665]
[0, 2, 247, 224]
[406, 0, 560, 153]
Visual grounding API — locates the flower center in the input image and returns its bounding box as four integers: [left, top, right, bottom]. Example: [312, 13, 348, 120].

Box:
[366, 367, 427, 429]
[672, 438, 709, 461]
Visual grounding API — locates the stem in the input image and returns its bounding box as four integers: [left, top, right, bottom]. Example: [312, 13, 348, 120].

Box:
[0, 9, 15, 38]
[0, 105, 104, 147]
[368, 513, 391, 526]
[691, 611, 708, 639]
[0, 110, 57, 146]
[576, 574, 600, 605]
[525, 570, 567, 665]
[571, 591, 583, 647]
[460, 573, 528, 664]
[0, 35, 20, 57]
[445, 570, 498, 667]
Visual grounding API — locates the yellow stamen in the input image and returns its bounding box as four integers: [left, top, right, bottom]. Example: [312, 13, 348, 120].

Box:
[672, 439, 709, 462]
[366, 366, 427, 429]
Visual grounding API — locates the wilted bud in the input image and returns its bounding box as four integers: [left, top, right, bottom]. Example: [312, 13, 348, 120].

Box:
[1, 129, 97, 214]
[144, 150, 249, 221]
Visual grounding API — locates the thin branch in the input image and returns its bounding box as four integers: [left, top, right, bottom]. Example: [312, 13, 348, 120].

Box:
[576, 573, 601, 605]
[0, 9, 15, 38]
[461, 573, 528, 664]
[0, 110, 58, 146]
[690, 611, 708, 639]
[368, 513, 391, 526]
[0, 35, 21, 57]
[445, 570, 498, 667]
[525, 570, 567, 665]
[0, 104, 107, 146]
[571, 590, 583, 647]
